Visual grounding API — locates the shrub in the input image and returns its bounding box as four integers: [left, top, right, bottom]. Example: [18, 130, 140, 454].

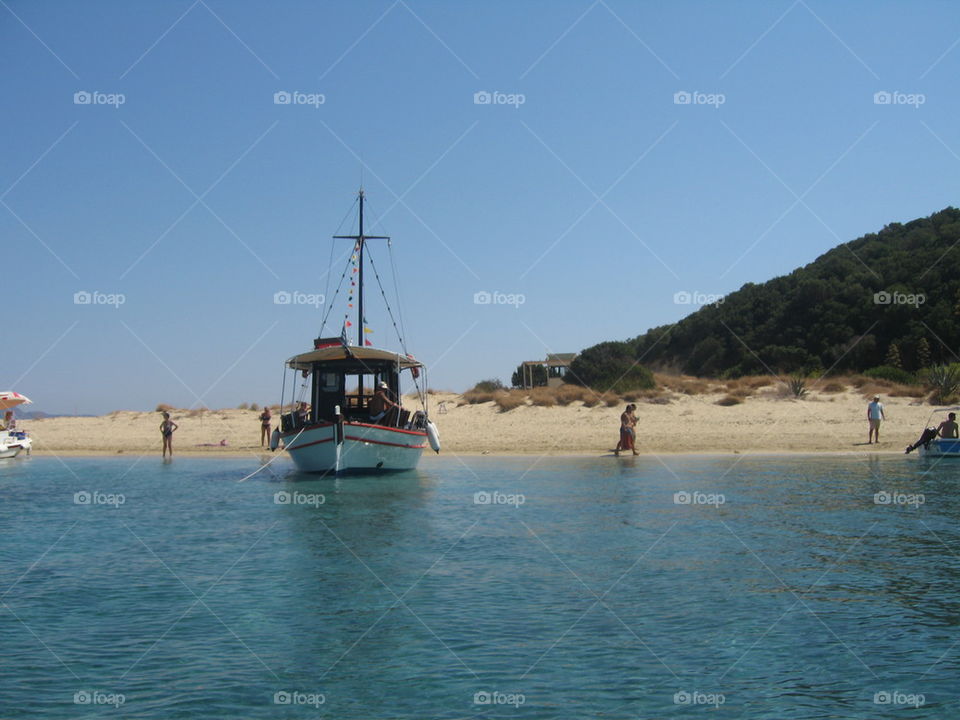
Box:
[555, 385, 589, 406]
[927, 364, 960, 404]
[462, 390, 498, 404]
[495, 391, 526, 412]
[237, 402, 249, 410]
[250, 403, 260, 411]
[155, 403, 174, 412]
[786, 374, 807, 398]
[820, 382, 846, 393]
[529, 388, 556, 407]
[470, 379, 506, 393]
[716, 395, 743, 406]
[603, 393, 620, 407]
[864, 366, 916, 385]
[565, 341, 656, 393]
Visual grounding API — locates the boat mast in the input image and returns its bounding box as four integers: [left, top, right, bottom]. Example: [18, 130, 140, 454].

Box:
[334, 189, 390, 345]
[333, 189, 390, 397]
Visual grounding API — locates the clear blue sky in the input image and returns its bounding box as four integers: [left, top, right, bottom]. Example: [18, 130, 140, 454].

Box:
[3, 0, 958, 414]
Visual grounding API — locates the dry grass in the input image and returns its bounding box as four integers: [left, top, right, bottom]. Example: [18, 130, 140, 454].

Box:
[495, 390, 527, 412]
[462, 390, 499, 405]
[655, 374, 713, 395]
[155, 403, 174, 413]
[555, 385, 590, 406]
[716, 395, 743, 406]
[529, 388, 557, 407]
[820, 382, 846, 393]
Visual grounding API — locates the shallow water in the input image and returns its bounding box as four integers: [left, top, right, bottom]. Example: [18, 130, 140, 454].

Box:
[0, 453, 958, 718]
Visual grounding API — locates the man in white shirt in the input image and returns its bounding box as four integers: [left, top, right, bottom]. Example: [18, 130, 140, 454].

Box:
[867, 395, 885, 444]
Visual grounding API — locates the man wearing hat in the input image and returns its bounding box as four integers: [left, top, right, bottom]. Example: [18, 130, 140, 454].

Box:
[867, 394, 885, 444]
[369, 381, 399, 425]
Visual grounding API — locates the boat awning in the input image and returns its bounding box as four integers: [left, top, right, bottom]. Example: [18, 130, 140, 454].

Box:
[286, 345, 423, 371]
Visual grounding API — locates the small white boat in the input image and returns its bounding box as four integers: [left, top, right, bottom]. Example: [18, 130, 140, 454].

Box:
[0, 391, 33, 459]
[0, 431, 30, 459]
[907, 406, 960, 458]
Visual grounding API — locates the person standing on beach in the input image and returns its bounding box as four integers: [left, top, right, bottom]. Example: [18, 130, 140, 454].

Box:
[867, 395, 885, 444]
[160, 412, 178, 458]
[615, 404, 638, 456]
[259, 406, 272, 446]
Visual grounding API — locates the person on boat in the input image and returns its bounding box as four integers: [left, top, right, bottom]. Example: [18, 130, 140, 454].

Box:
[2, 411, 13, 431]
[296, 402, 310, 427]
[368, 381, 399, 426]
[259, 406, 272, 446]
[615, 404, 638, 456]
[867, 395, 885, 444]
[938, 412, 959, 439]
[906, 427, 939, 454]
[160, 412, 178, 458]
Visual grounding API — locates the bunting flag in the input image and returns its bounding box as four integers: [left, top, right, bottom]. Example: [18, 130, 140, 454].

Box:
[364, 339, 373, 346]
[363, 327, 374, 334]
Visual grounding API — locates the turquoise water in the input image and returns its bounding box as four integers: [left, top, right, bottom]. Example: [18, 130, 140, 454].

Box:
[1, 453, 958, 718]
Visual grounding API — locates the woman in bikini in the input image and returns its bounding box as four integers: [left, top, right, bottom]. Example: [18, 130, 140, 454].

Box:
[160, 412, 178, 458]
[259, 406, 272, 446]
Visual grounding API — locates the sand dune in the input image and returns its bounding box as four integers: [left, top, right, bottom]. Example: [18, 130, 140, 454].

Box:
[17, 388, 938, 457]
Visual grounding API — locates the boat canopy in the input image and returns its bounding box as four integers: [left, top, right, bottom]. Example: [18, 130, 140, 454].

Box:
[286, 345, 423, 371]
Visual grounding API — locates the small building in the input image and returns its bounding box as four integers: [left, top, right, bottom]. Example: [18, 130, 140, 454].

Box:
[519, 352, 578, 389]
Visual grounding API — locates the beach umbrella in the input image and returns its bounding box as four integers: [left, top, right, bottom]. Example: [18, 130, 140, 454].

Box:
[0, 392, 32, 410]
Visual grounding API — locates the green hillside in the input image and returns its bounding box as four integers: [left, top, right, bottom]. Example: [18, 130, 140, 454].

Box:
[576, 207, 960, 381]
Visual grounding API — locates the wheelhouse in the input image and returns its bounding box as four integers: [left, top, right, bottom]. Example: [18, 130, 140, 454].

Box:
[280, 339, 426, 433]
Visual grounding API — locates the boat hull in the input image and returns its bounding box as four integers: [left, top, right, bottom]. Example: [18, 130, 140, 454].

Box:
[282, 422, 426, 474]
[918, 438, 960, 458]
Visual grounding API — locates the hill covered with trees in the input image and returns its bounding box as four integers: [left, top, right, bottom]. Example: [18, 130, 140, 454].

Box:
[569, 207, 960, 383]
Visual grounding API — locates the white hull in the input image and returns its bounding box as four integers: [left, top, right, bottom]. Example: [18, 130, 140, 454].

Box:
[282, 422, 426, 474]
[918, 438, 960, 458]
[0, 432, 30, 459]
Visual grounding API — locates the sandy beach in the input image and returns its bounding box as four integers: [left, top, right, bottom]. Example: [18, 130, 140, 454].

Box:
[17, 385, 937, 457]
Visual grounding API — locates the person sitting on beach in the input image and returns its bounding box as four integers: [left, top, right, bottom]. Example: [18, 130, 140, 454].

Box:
[259, 406, 272, 446]
[368, 382, 399, 425]
[615, 404, 638, 456]
[160, 412, 178, 458]
[938, 412, 959, 439]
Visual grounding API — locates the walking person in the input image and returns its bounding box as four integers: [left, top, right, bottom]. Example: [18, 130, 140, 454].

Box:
[615, 404, 639, 456]
[160, 412, 178, 458]
[867, 395, 885, 444]
[259, 406, 272, 446]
